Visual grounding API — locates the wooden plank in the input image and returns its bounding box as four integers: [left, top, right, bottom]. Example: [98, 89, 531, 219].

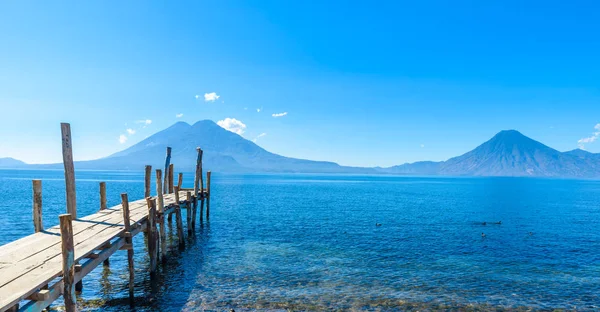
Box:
[144, 165, 152, 198]
[25, 289, 49, 301]
[32, 180, 42, 233]
[59, 214, 76, 312]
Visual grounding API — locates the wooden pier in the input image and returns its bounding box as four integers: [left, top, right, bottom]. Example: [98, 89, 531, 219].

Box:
[0, 123, 212, 312]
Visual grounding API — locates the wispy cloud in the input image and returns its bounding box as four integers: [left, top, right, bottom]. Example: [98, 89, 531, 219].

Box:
[136, 119, 152, 125]
[578, 123, 600, 149]
[257, 108, 262, 113]
[253, 133, 267, 143]
[204, 92, 220, 102]
[272, 112, 288, 118]
[420, 144, 425, 148]
[119, 134, 127, 144]
[176, 113, 184, 118]
[217, 118, 247, 135]
[126, 128, 135, 135]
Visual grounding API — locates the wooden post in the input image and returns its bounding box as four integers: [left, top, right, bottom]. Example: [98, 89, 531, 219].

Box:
[186, 191, 192, 233]
[168, 163, 174, 194]
[207, 171, 211, 219]
[100, 181, 110, 266]
[174, 187, 185, 248]
[146, 197, 157, 276]
[163, 147, 171, 194]
[59, 214, 76, 312]
[177, 173, 183, 190]
[193, 148, 202, 228]
[199, 149, 205, 223]
[121, 193, 135, 305]
[155, 169, 166, 262]
[99, 182, 107, 210]
[61, 123, 77, 219]
[144, 165, 152, 198]
[32, 180, 43, 233]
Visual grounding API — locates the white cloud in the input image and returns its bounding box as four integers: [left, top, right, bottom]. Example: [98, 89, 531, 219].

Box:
[257, 108, 261, 113]
[217, 118, 246, 135]
[420, 144, 425, 148]
[253, 133, 267, 143]
[136, 119, 152, 125]
[577, 123, 600, 149]
[126, 128, 135, 135]
[119, 135, 127, 144]
[195, 95, 199, 99]
[272, 112, 288, 118]
[176, 113, 184, 118]
[204, 92, 220, 102]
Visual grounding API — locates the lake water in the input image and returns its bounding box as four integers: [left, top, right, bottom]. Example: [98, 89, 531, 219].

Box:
[1, 169, 599, 311]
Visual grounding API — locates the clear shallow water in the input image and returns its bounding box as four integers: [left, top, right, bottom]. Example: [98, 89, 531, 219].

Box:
[1, 170, 599, 311]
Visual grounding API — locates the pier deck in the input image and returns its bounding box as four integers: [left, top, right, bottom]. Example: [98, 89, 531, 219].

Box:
[0, 190, 206, 311]
[0, 123, 212, 312]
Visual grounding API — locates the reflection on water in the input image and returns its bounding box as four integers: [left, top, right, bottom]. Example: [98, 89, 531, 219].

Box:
[1, 171, 599, 311]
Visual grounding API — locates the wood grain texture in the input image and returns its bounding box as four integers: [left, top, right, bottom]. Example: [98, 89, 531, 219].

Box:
[163, 147, 171, 195]
[60, 123, 77, 219]
[99, 182, 107, 211]
[32, 180, 43, 233]
[144, 165, 152, 198]
[59, 214, 76, 312]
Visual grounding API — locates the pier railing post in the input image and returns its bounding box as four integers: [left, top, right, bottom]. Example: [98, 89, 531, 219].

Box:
[174, 187, 185, 248]
[163, 147, 171, 194]
[59, 214, 76, 312]
[61, 123, 77, 219]
[207, 171, 211, 219]
[121, 193, 135, 305]
[32, 180, 43, 233]
[99, 182, 107, 211]
[146, 197, 158, 277]
[177, 173, 183, 190]
[155, 169, 166, 262]
[144, 165, 152, 198]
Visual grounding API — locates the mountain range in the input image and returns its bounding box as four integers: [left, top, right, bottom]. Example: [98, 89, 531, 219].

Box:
[1, 120, 599, 178]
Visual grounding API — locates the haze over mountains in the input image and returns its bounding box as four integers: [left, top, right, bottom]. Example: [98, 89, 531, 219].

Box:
[1, 120, 599, 178]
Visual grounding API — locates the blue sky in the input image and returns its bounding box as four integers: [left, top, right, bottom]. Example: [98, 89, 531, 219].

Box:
[0, 1, 599, 167]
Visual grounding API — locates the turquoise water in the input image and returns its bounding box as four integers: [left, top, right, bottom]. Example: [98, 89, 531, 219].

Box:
[1, 169, 599, 311]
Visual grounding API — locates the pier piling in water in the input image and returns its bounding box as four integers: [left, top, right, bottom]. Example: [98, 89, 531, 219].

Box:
[0, 122, 213, 311]
[121, 193, 135, 305]
[59, 214, 76, 312]
[207, 171, 211, 219]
